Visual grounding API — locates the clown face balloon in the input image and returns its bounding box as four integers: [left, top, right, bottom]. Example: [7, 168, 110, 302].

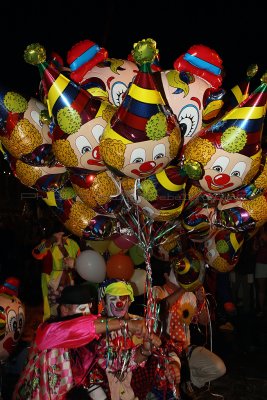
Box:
[154, 70, 224, 146]
[183, 76, 267, 195]
[0, 292, 25, 361]
[0, 90, 54, 166]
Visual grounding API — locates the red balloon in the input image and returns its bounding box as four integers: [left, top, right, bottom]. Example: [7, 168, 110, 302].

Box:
[106, 253, 134, 280]
[113, 234, 138, 250]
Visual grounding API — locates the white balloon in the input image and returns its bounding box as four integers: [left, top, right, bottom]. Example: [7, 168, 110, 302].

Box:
[75, 250, 106, 283]
[130, 268, 146, 296]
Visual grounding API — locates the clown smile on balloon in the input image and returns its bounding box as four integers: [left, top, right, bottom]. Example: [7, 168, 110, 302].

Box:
[1, 37, 267, 351]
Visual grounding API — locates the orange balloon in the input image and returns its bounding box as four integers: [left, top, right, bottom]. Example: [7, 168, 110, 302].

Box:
[106, 253, 134, 281]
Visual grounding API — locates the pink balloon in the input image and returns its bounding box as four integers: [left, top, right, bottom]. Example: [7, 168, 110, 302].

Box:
[113, 234, 138, 250]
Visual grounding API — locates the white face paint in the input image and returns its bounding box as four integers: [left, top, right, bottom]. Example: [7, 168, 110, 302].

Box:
[74, 303, 91, 315]
[105, 294, 130, 318]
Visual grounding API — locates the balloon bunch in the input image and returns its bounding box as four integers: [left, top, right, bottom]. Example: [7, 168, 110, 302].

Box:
[1, 37, 267, 325]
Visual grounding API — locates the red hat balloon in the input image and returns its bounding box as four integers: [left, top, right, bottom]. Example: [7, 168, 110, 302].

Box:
[174, 44, 223, 89]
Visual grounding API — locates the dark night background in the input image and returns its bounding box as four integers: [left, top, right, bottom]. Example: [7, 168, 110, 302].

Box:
[0, 4, 267, 399]
[0, 1, 266, 97]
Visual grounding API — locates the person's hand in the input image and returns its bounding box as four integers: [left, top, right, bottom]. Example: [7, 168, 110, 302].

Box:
[165, 361, 181, 385]
[142, 333, 162, 353]
[52, 232, 65, 245]
[128, 319, 147, 338]
[63, 257, 75, 269]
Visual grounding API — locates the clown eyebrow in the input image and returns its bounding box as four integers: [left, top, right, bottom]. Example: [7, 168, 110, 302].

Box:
[190, 96, 201, 109]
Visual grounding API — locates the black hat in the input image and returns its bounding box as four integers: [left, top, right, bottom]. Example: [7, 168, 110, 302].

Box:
[58, 283, 97, 305]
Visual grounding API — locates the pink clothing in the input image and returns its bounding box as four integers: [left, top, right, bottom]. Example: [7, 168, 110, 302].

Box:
[36, 314, 99, 350]
[13, 315, 100, 400]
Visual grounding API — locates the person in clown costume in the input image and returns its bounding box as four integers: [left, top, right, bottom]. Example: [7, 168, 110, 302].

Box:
[95, 279, 181, 400]
[152, 265, 226, 399]
[32, 229, 80, 321]
[12, 283, 150, 400]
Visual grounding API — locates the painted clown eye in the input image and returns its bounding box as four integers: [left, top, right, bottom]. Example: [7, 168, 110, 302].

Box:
[76, 135, 92, 154]
[178, 104, 199, 138]
[111, 81, 128, 107]
[7, 310, 17, 332]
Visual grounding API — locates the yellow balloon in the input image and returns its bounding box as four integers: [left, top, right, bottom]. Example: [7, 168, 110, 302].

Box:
[86, 240, 111, 255]
[108, 241, 126, 255]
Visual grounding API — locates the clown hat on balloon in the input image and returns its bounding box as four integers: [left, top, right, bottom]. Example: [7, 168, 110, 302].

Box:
[23, 43, 112, 135]
[183, 71, 267, 196]
[99, 38, 182, 180]
[174, 44, 224, 89]
[67, 39, 108, 84]
[23, 43, 116, 173]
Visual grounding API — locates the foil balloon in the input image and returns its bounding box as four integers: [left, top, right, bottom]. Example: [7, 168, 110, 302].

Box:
[7, 154, 68, 192]
[224, 150, 267, 201]
[182, 194, 217, 242]
[67, 39, 138, 106]
[183, 73, 267, 195]
[215, 190, 267, 233]
[153, 69, 224, 147]
[0, 278, 25, 361]
[171, 248, 206, 291]
[42, 186, 118, 240]
[203, 64, 259, 126]
[100, 39, 181, 180]
[23, 42, 117, 174]
[121, 165, 187, 221]
[69, 169, 122, 214]
[203, 228, 245, 272]
[0, 87, 54, 166]
[152, 228, 183, 261]
[174, 44, 224, 90]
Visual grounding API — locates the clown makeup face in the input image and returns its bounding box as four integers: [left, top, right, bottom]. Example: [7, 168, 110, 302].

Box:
[74, 303, 91, 315]
[105, 294, 130, 318]
[67, 118, 107, 171]
[199, 149, 252, 194]
[122, 137, 171, 179]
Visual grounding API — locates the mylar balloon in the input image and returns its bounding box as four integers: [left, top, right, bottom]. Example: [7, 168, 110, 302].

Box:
[0, 278, 25, 361]
[24, 42, 116, 174]
[8, 155, 68, 192]
[203, 228, 244, 272]
[69, 170, 121, 213]
[75, 249, 106, 283]
[67, 39, 138, 107]
[153, 69, 223, 147]
[171, 248, 206, 291]
[121, 165, 187, 221]
[0, 88, 54, 166]
[100, 39, 181, 180]
[183, 74, 267, 195]
[41, 187, 118, 240]
[106, 253, 134, 280]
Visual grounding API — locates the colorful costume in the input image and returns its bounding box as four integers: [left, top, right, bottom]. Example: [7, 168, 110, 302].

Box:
[12, 314, 99, 400]
[32, 237, 80, 320]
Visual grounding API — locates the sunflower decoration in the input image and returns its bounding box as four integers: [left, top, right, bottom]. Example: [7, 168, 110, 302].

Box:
[176, 292, 197, 325]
